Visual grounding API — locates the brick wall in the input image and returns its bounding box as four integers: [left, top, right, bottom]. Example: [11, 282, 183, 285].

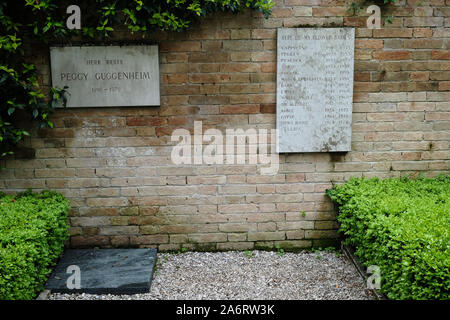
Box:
[1, 0, 449, 251]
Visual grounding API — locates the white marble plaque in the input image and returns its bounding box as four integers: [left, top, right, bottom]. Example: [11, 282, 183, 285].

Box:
[50, 45, 160, 107]
[276, 28, 354, 152]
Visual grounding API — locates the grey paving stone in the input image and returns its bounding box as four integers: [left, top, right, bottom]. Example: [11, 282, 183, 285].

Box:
[46, 248, 157, 294]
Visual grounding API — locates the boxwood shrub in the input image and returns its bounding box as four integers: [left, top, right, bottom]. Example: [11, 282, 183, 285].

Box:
[326, 175, 449, 300]
[0, 190, 70, 300]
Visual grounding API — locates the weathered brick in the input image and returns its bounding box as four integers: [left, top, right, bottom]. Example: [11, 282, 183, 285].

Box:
[431, 50, 450, 59]
[71, 236, 110, 247]
[160, 41, 201, 52]
[230, 29, 251, 39]
[373, 51, 412, 60]
[188, 233, 227, 243]
[373, 29, 412, 38]
[397, 102, 435, 111]
[305, 230, 339, 239]
[410, 71, 430, 81]
[130, 235, 169, 245]
[413, 28, 433, 38]
[355, 40, 383, 49]
[439, 81, 450, 90]
[404, 39, 444, 49]
[87, 198, 128, 207]
[404, 17, 444, 27]
[312, 7, 348, 17]
[219, 104, 260, 114]
[220, 63, 260, 73]
[248, 231, 285, 241]
[223, 40, 263, 51]
[293, 7, 313, 17]
[35, 168, 75, 178]
[276, 221, 314, 230]
[3, 4, 450, 252]
[251, 29, 276, 39]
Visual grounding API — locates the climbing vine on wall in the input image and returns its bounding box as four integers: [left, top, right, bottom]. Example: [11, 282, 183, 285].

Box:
[0, 0, 274, 158]
[347, 0, 397, 25]
[348, 0, 398, 13]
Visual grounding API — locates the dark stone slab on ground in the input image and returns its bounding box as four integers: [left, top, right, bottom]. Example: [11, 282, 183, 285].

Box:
[46, 248, 157, 294]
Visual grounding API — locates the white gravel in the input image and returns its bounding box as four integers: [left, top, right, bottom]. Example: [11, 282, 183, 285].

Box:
[49, 250, 374, 300]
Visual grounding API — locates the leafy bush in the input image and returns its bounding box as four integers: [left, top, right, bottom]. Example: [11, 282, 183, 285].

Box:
[0, 190, 70, 300]
[326, 176, 450, 300]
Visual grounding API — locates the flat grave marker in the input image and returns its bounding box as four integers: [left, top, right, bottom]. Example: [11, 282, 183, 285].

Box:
[45, 248, 157, 294]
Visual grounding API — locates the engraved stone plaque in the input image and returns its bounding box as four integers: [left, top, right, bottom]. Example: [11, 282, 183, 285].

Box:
[50, 45, 160, 107]
[276, 28, 355, 152]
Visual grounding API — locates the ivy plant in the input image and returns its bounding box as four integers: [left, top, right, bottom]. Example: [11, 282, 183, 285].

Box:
[0, 0, 274, 159]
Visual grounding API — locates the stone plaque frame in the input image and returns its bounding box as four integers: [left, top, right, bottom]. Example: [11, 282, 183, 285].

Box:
[276, 28, 355, 153]
[50, 45, 160, 107]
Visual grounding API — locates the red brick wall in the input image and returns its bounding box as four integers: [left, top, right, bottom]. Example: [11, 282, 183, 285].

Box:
[1, 0, 449, 251]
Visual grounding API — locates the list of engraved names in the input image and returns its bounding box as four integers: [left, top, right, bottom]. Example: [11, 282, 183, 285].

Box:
[276, 28, 355, 152]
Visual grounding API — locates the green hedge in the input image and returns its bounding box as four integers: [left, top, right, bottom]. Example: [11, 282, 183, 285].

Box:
[326, 176, 450, 300]
[0, 190, 69, 300]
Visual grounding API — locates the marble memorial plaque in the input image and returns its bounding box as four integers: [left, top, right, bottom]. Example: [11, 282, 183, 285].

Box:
[276, 28, 354, 152]
[50, 45, 160, 107]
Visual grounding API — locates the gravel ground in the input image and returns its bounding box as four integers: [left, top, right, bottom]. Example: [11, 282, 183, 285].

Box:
[49, 250, 374, 300]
